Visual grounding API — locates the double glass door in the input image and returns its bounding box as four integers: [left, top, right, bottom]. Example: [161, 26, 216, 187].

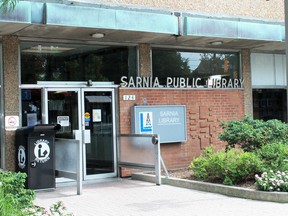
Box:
[43, 88, 116, 179]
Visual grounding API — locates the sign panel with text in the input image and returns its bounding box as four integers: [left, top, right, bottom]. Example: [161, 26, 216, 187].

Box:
[131, 105, 187, 143]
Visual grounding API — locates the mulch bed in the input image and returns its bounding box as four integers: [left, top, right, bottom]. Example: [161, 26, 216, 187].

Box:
[164, 168, 256, 189]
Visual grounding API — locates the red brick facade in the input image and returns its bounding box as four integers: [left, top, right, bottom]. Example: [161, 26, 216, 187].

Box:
[119, 88, 245, 171]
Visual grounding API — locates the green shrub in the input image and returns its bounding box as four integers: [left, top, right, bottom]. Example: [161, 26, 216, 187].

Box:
[0, 171, 74, 215]
[0, 171, 74, 216]
[189, 146, 225, 182]
[255, 170, 288, 192]
[0, 182, 23, 216]
[0, 171, 35, 214]
[256, 142, 288, 172]
[189, 146, 263, 185]
[219, 116, 288, 151]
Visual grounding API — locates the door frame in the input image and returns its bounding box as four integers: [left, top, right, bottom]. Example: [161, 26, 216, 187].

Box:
[42, 84, 118, 180]
[81, 88, 117, 180]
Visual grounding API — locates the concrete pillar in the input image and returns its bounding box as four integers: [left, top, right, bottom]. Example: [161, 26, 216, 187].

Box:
[138, 44, 152, 77]
[2, 35, 19, 171]
[242, 49, 253, 117]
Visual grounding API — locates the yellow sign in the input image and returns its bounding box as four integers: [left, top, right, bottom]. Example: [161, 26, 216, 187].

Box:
[84, 112, 90, 119]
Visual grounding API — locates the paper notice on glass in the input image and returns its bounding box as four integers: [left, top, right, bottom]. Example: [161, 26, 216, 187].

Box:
[57, 116, 70, 126]
[93, 109, 101, 122]
[27, 113, 37, 126]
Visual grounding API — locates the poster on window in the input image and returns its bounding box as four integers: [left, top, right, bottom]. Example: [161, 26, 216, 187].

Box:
[57, 116, 70, 127]
[27, 113, 37, 126]
[93, 109, 101, 122]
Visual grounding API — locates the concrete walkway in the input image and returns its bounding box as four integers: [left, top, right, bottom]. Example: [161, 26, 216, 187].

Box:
[35, 178, 288, 216]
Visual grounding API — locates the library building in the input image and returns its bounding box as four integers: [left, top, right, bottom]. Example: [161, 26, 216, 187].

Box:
[0, 0, 286, 184]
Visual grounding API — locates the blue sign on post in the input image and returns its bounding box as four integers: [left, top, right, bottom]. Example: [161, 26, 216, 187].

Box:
[131, 105, 187, 143]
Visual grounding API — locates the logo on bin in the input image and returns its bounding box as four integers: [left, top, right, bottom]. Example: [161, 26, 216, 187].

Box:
[34, 139, 50, 163]
[17, 145, 26, 169]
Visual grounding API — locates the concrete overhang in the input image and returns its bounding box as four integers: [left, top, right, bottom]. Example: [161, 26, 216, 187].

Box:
[0, 1, 285, 53]
[45, 3, 179, 35]
[0, 1, 32, 35]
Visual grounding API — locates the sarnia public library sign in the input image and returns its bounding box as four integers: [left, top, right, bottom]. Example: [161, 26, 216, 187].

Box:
[120, 76, 244, 89]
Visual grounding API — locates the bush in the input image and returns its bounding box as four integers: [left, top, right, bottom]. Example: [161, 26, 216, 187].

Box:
[219, 116, 288, 151]
[256, 142, 288, 172]
[0, 171, 73, 216]
[189, 146, 226, 182]
[189, 146, 263, 185]
[0, 171, 35, 215]
[255, 170, 288, 192]
[0, 182, 23, 216]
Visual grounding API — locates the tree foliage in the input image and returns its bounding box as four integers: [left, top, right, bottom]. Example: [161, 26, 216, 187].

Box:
[152, 50, 191, 83]
[0, 0, 18, 13]
[192, 53, 237, 78]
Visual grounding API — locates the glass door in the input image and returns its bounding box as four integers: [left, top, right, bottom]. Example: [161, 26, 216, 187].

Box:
[82, 89, 116, 179]
[44, 89, 81, 139]
[44, 87, 116, 180]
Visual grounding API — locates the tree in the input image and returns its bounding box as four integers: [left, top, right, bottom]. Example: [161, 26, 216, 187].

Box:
[0, 0, 18, 13]
[152, 50, 191, 84]
[192, 53, 237, 79]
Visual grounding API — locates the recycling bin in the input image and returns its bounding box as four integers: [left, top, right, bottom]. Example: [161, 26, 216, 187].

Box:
[15, 124, 61, 190]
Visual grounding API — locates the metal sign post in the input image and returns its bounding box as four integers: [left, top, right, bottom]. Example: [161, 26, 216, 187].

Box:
[153, 135, 161, 185]
[77, 140, 83, 195]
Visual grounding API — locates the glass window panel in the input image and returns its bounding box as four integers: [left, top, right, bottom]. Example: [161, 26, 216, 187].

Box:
[119, 136, 155, 166]
[21, 89, 42, 127]
[20, 43, 137, 84]
[253, 89, 287, 122]
[48, 91, 78, 139]
[84, 91, 114, 175]
[152, 49, 240, 86]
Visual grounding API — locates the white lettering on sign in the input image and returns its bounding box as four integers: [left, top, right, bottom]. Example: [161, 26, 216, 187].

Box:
[121, 76, 160, 88]
[123, 95, 136, 101]
[166, 77, 201, 88]
[158, 110, 180, 125]
[206, 78, 244, 89]
[160, 110, 179, 117]
[34, 139, 50, 163]
[120, 76, 244, 89]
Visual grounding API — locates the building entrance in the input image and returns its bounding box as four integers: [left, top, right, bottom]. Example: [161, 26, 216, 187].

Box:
[43, 87, 117, 180]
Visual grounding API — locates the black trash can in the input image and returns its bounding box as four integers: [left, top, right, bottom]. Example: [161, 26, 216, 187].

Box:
[15, 124, 61, 190]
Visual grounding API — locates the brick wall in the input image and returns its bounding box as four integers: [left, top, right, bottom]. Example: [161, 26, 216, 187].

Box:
[119, 88, 244, 172]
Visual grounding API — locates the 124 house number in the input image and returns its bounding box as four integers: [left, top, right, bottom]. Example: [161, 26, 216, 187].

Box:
[123, 95, 136, 100]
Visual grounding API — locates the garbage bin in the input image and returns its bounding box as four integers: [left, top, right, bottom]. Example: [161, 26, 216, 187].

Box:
[15, 124, 61, 190]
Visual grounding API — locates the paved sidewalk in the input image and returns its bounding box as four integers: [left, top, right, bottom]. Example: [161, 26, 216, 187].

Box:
[35, 178, 288, 216]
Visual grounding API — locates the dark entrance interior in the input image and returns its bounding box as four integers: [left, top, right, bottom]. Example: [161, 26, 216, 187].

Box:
[253, 89, 287, 122]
